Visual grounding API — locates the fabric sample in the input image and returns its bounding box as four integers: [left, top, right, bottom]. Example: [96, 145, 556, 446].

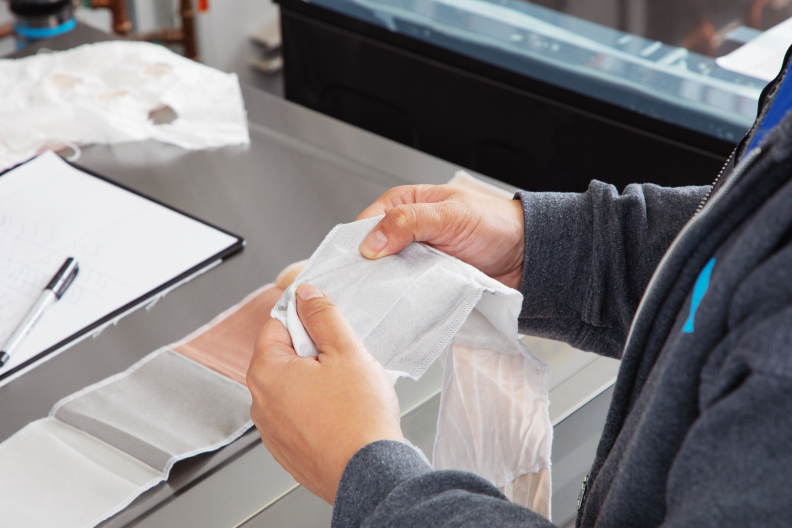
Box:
[446, 172, 551, 516]
[173, 283, 283, 386]
[436, 343, 552, 518]
[52, 348, 252, 473]
[0, 418, 161, 528]
[0, 41, 249, 172]
[272, 217, 553, 516]
[273, 217, 528, 376]
[0, 281, 261, 527]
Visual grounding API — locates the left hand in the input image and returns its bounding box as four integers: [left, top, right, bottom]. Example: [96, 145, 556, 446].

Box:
[356, 185, 525, 290]
[247, 284, 404, 504]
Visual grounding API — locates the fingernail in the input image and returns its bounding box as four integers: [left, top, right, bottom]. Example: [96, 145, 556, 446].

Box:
[296, 284, 323, 301]
[361, 230, 387, 257]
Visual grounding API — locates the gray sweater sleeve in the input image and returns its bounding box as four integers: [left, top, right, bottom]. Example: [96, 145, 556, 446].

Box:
[516, 181, 707, 358]
[332, 441, 554, 528]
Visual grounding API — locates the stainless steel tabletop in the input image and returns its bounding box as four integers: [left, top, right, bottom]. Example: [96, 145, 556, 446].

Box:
[0, 24, 486, 528]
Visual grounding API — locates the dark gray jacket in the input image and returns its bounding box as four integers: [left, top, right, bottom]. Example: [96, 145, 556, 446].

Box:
[331, 54, 792, 528]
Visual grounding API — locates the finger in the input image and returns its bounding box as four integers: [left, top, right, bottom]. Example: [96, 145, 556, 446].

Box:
[254, 318, 294, 352]
[355, 184, 452, 221]
[355, 186, 417, 221]
[275, 259, 308, 289]
[294, 284, 363, 359]
[255, 286, 284, 316]
[359, 201, 460, 259]
[249, 319, 296, 379]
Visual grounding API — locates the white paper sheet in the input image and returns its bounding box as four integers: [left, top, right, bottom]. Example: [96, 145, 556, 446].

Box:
[716, 18, 792, 81]
[0, 152, 238, 380]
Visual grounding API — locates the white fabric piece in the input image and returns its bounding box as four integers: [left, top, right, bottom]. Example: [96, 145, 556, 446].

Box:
[0, 41, 249, 172]
[437, 343, 552, 518]
[446, 172, 552, 516]
[0, 349, 253, 528]
[272, 217, 553, 516]
[0, 418, 161, 528]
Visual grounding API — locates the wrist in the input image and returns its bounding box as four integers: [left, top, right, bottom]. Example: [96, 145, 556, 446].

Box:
[497, 199, 526, 290]
[332, 440, 432, 525]
[326, 428, 404, 504]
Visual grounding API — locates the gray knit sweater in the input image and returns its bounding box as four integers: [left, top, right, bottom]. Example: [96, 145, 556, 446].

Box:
[331, 55, 792, 528]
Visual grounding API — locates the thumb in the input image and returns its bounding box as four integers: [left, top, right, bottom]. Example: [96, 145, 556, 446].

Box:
[295, 284, 365, 359]
[359, 202, 452, 259]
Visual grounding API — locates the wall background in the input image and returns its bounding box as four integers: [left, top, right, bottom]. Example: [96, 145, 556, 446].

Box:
[0, 0, 281, 89]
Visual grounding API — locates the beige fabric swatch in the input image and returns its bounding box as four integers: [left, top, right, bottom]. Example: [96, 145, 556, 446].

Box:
[172, 283, 284, 386]
[171, 260, 307, 386]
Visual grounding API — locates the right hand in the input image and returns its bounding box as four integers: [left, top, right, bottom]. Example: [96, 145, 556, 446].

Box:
[248, 284, 403, 504]
[356, 185, 525, 290]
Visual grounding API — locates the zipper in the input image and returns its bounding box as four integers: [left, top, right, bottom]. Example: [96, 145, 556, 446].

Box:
[574, 146, 762, 522]
[694, 148, 736, 216]
[621, 147, 763, 358]
[577, 473, 589, 511]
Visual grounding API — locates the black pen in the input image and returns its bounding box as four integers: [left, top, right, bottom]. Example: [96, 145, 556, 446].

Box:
[0, 257, 79, 368]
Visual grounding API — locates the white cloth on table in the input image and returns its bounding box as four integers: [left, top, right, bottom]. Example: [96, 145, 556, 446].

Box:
[0, 41, 249, 172]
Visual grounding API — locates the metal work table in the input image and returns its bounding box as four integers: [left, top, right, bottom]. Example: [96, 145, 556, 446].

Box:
[1, 25, 613, 527]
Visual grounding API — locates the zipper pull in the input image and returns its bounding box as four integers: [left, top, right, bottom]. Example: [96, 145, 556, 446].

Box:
[577, 473, 589, 511]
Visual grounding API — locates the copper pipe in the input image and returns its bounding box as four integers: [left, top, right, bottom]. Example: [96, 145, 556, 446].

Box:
[0, 22, 13, 40]
[180, 0, 198, 61]
[90, 0, 132, 35]
[92, 0, 198, 60]
[682, 20, 716, 56]
[131, 0, 198, 61]
[133, 28, 183, 43]
[749, 0, 771, 29]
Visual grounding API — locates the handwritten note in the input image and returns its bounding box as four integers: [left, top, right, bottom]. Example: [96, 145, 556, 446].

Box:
[0, 152, 238, 381]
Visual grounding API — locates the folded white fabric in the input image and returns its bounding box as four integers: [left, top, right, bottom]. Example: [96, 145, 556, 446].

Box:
[0, 41, 249, 172]
[0, 348, 252, 528]
[0, 418, 161, 528]
[272, 216, 553, 518]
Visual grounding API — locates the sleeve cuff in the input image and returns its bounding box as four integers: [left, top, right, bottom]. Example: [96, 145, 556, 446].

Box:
[514, 189, 594, 345]
[332, 440, 432, 528]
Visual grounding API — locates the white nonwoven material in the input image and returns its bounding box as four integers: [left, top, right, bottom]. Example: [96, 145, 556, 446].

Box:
[0, 349, 253, 528]
[272, 217, 553, 517]
[0, 41, 249, 172]
[0, 418, 161, 528]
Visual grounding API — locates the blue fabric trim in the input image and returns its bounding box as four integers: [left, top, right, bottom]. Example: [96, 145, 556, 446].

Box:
[747, 68, 792, 152]
[682, 258, 716, 333]
[14, 18, 76, 39]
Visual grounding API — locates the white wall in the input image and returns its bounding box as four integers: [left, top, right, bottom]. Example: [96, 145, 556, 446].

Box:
[195, 0, 279, 74]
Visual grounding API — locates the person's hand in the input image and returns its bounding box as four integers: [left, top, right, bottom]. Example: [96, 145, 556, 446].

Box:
[247, 284, 403, 504]
[357, 185, 525, 290]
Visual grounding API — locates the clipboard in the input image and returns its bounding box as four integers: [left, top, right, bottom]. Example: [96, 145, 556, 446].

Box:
[0, 152, 245, 386]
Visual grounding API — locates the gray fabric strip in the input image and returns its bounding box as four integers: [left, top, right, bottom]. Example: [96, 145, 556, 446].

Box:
[53, 348, 252, 472]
